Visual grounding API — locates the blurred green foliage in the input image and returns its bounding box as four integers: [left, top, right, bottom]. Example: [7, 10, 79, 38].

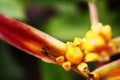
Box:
[0, 0, 25, 20]
[0, 0, 120, 80]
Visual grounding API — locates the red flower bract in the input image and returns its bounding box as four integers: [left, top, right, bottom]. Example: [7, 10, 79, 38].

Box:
[0, 14, 66, 64]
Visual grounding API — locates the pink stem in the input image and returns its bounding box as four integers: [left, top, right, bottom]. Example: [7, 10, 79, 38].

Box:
[88, 0, 98, 26]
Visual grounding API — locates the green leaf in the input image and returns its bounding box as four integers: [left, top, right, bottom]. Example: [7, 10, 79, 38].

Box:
[40, 61, 72, 80]
[0, 0, 25, 20]
[45, 2, 90, 41]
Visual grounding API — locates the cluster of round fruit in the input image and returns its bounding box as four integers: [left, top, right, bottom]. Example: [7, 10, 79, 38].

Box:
[56, 23, 116, 77]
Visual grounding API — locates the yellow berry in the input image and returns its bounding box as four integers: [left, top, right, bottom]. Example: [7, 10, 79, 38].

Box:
[107, 42, 117, 54]
[73, 38, 86, 50]
[56, 56, 65, 65]
[90, 36, 105, 48]
[66, 42, 73, 50]
[84, 53, 99, 62]
[62, 61, 71, 71]
[100, 25, 112, 41]
[66, 47, 83, 64]
[98, 51, 110, 62]
[73, 37, 81, 47]
[80, 38, 87, 50]
[85, 31, 105, 52]
[77, 62, 89, 77]
[85, 31, 96, 39]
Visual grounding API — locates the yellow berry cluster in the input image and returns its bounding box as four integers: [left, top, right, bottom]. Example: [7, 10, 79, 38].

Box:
[56, 23, 116, 77]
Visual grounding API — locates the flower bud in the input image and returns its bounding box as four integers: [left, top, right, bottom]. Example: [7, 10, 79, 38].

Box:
[62, 61, 71, 71]
[73, 37, 81, 47]
[77, 62, 89, 77]
[85, 31, 105, 52]
[66, 42, 73, 50]
[100, 25, 112, 41]
[56, 56, 65, 65]
[66, 47, 83, 64]
[84, 53, 99, 62]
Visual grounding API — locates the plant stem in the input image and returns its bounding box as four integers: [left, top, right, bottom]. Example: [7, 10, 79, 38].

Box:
[92, 59, 120, 80]
[88, 0, 98, 26]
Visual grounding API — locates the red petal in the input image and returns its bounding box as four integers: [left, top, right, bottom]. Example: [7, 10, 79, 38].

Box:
[93, 59, 120, 80]
[0, 14, 66, 63]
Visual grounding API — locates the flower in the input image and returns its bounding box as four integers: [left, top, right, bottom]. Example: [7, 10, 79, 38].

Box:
[56, 23, 117, 77]
[0, 14, 119, 79]
[0, 14, 66, 64]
